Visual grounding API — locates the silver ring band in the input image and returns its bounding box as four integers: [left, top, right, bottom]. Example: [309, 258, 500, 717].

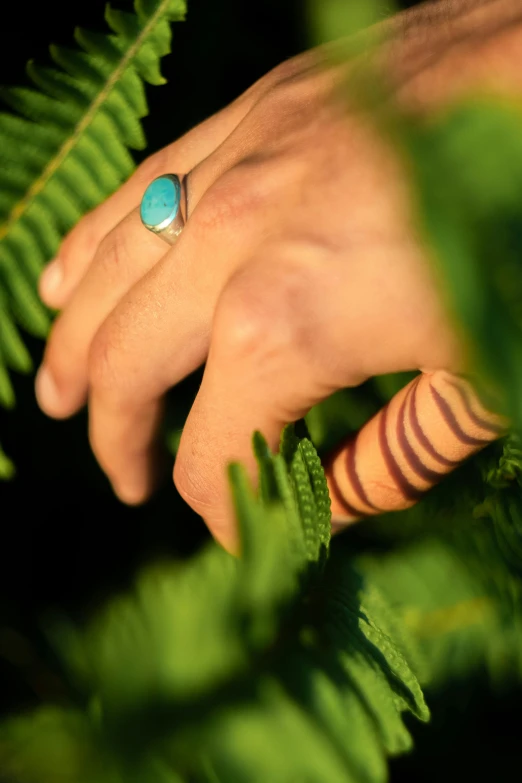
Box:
[140, 173, 187, 245]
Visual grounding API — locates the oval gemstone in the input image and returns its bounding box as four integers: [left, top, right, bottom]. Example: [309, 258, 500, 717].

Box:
[140, 175, 180, 228]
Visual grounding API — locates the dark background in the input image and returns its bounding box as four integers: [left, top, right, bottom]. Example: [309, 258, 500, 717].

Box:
[0, 1, 520, 780]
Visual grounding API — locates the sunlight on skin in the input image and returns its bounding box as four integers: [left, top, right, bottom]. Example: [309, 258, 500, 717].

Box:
[35, 0, 522, 552]
[324, 369, 510, 532]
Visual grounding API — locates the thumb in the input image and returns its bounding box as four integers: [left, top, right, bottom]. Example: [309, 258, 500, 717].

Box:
[323, 369, 509, 532]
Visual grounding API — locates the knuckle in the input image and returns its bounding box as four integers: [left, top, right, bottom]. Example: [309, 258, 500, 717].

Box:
[193, 166, 269, 235]
[265, 50, 317, 90]
[173, 457, 216, 517]
[215, 283, 275, 359]
[268, 58, 301, 86]
[134, 145, 171, 186]
[262, 78, 315, 127]
[252, 65, 336, 152]
[215, 262, 316, 363]
[94, 226, 130, 283]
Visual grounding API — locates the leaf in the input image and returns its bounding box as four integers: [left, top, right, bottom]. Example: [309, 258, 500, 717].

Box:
[316, 553, 429, 753]
[299, 435, 332, 553]
[279, 423, 331, 569]
[280, 647, 387, 781]
[399, 98, 522, 428]
[306, 0, 394, 48]
[60, 548, 246, 717]
[203, 678, 354, 783]
[0, 708, 115, 783]
[0, 440, 15, 479]
[0, 426, 430, 781]
[0, 287, 32, 373]
[0, 347, 16, 409]
[229, 459, 301, 650]
[359, 528, 522, 687]
[0, 0, 186, 431]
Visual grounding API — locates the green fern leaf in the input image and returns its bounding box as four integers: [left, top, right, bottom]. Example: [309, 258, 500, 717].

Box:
[203, 678, 354, 783]
[329, 584, 429, 722]
[0, 708, 113, 783]
[229, 455, 307, 650]
[299, 435, 332, 552]
[280, 648, 387, 782]
[473, 433, 522, 571]
[0, 346, 16, 408]
[337, 640, 414, 756]
[315, 551, 430, 756]
[0, 0, 186, 421]
[0, 426, 430, 781]
[0, 439, 15, 479]
[0, 288, 31, 373]
[359, 530, 522, 688]
[289, 441, 321, 557]
[252, 429, 280, 505]
[277, 422, 332, 568]
[251, 426, 309, 570]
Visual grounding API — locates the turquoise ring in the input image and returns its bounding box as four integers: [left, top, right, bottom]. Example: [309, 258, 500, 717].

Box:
[140, 173, 186, 245]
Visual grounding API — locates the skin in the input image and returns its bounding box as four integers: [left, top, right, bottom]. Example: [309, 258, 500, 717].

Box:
[35, 0, 522, 553]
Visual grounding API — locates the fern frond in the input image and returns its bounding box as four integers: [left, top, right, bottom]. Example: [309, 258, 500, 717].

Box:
[0, 425, 428, 782]
[0, 0, 186, 416]
[472, 432, 522, 572]
[0, 439, 15, 479]
[360, 523, 522, 688]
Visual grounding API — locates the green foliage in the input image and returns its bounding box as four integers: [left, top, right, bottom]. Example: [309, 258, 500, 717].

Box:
[0, 427, 428, 782]
[3, 0, 522, 779]
[306, 0, 395, 51]
[473, 431, 522, 571]
[0, 439, 15, 479]
[354, 438, 522, 692]
[361, 519, 522, 690]
[0, 0, 186, 469]
[398, 98, 522, 427]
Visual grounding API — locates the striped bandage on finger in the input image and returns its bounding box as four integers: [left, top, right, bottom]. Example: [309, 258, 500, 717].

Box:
[323, 369, 510, 531]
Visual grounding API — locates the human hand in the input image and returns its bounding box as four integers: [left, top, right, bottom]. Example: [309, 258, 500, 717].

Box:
[35, 1, 519, 552]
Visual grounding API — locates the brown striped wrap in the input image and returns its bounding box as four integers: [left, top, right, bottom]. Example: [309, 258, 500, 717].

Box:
[323, 370, 510, 531]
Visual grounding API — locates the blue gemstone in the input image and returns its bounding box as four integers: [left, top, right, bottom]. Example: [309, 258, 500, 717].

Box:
[140, 175, 180, 228]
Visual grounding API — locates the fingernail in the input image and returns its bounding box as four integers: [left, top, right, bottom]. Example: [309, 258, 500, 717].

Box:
[39, 259, 63, 304]
[35, 365, 62, 416]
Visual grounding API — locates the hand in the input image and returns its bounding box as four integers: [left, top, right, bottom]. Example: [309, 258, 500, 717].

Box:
[35, 2, 520, 552]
